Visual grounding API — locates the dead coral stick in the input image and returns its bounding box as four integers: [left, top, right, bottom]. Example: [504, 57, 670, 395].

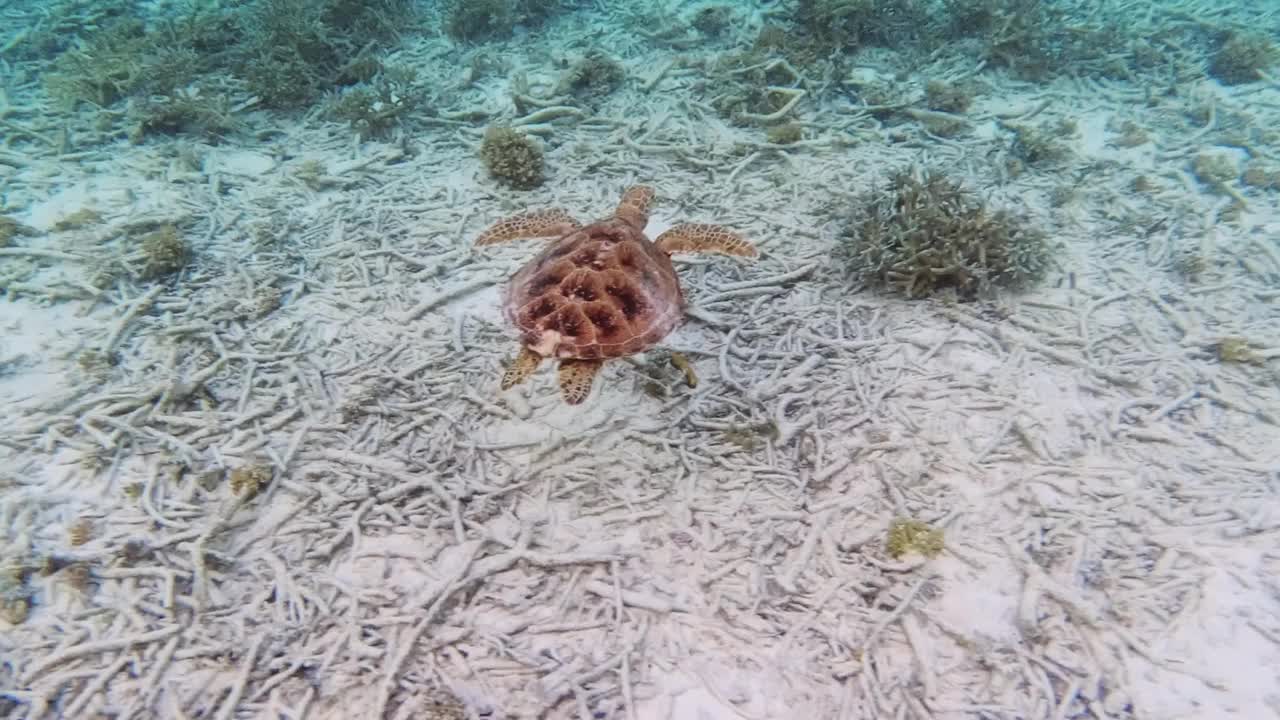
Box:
[730, 58, 804, 85]
[621, 638, 639, 720]
[862, 575, 934, 653]
[329, 147, 405, 176]
[511, 106, 585, 126]
[904, 107, 971, 131]
[900, 612, 938, 700]
[699, 284, 784, 305]
[320, 448, 456, 505]
[20, 625, 183, 684]
[0, 118, 58, 147]
[993, 97, 1053, 121]
[62, 655, 133, 717]
[541, 647, 631, 706]
[190, 481, 261, 610]
[714, 263, 815, 292]
[737, 87, 806, 124]
[399, 278, 495, 322]
[777, 508, 835, 593]
[116, 634, 181, 720]
[937, 305, 1141, 388]
[641, 58, 675, 91]
[798, 331, 880, 352]
[0, 247, 87, 262]
[582, 580, 689, 613]
[313, 496, 375, 559]
[370, 537, 514, 719]
[214, 634, 264, 720]
[0, 149, 31, 167]
[725, 150, 761, 187]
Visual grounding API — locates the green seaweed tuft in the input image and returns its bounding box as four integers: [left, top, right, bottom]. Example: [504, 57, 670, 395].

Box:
[886, 518, 945, 560]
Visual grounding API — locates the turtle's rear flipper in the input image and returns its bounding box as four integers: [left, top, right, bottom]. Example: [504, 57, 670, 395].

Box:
[557, 358, 603, 405]
[502, 346, 543, 390]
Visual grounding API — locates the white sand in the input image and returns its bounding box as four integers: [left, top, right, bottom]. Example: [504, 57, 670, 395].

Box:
[2, 2, 1279, 719]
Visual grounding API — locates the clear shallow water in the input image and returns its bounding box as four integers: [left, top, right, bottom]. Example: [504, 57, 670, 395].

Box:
[0, 1, 1278, 718]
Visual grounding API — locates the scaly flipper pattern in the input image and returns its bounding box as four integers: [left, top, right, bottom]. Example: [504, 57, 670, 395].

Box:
[502, 346, 543, 390]
[615, 185, 656, 229]
[654, 223, 757, 257]
[475, 208, 582, 246]
[557, 358, 603, 405]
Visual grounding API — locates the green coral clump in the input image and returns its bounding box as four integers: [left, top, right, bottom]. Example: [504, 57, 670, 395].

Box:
[0, 216, 36, 247]
[841, 168, 1052, 298]
[766, 121, 804, 145]
[1215, 336, 1262, 365]
[0, 561, 31, 626]
[886, 518, 945, 560]
[1242, 162, 1280, 191]
[554, 49, 626, 101]
[479, 125, 545, 190]
[44, 16, 211, 108]
[1192, 151, 1239, 186]
[327, 64, 425, 137]
[923, 79, 972, 114]
[796, 0, 930, 52]
[1007, 120, 1075, 166]
[40, 0, 416, 133]
[1208, 31, 1277, 85]
[137, 223, 190, 278]
[127, 86, 239, 140]
[786, 0, 1143, 83]
[238, 0, 416, 109]
[443, 0, 516, 42]
[229, 464, 273, 499]
[53, 208, 103, 231]
[442, 0, 569, 43]
[690, 5, 734, 37]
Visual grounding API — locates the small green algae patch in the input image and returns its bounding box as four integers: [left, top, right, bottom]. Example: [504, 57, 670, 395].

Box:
[886, 518, 945, 560]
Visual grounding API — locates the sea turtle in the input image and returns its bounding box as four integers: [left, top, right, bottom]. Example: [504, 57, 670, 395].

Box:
[473, 185, 757, 404]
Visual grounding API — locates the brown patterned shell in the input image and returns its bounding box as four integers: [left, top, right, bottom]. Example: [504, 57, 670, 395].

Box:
[504, 217, 684, 360]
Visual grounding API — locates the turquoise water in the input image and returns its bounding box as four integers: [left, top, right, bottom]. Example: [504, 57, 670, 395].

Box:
[1, 1, 1278, 718]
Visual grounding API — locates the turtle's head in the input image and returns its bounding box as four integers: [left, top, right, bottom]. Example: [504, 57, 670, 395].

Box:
[615, 185, 655, 230]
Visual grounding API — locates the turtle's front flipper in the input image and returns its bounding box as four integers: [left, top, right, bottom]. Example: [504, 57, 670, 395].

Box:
[557, 359, 603, 405]
[502, 346, 543, 390]
[654, 223, 757, 257]
[475, 209, 582, 246]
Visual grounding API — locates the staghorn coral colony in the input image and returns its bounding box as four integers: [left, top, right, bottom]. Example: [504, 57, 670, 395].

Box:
[39, 0, 419, 141]
[1, 0, 1279, 717]
[841, 169, 1052, 299]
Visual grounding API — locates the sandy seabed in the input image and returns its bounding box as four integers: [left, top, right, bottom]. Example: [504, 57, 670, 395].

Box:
[2, 2, 1279, 719]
